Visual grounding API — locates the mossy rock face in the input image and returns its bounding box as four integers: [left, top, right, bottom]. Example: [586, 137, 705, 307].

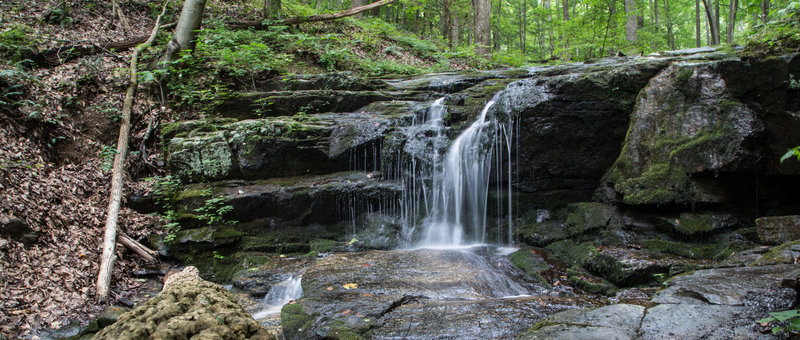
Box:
[753, 240, 800, 265]
[605, 63, 762, 206]
[94, 267, 275, 340]
[509, 248, 551, 285]
[256, 72, 387, 92]
[566, 267, 618, 296]
[653, 212, 738, 236]
[756, 215, 800, 245]
[165, 111, 409, 183]
[281, 302, 319, 340]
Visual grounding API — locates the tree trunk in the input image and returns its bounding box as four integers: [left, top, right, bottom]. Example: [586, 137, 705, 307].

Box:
[97, 4, 167, 300]
[562, 0, 569, 20]
[473, 0, 492, 55]
[696, 0, 701, 46]
[163, 0, 207, 64]
[624, 0, 637, 43]
[520, 0, 527, 53]
[451, 14, 460, 49]
[714, 0, 720, 44]
[270, 0, 282, 18]
[653, 0, 659, 26]
[664, 0, 675, 49]
[351, 0, 366, 18]
[761, 0, 768, 23]
[493, 0, 502, 51]
[726, 0, 737, 43]
[701, 0, 720, 45]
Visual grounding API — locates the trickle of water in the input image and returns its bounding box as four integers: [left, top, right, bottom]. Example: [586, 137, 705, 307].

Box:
[252, 275, 303, 319]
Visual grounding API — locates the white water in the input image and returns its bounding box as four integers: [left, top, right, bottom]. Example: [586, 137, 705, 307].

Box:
[251, 275, 303, 319]
[391, 94, 517, 248]
[417, 97, 498, 247]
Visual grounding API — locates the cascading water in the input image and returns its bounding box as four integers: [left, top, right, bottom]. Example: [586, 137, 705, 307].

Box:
[252, 275, 303, 319]
[396, 94, 516, 248]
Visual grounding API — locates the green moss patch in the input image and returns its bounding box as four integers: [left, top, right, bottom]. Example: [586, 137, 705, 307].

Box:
[509, 249, 551, 286]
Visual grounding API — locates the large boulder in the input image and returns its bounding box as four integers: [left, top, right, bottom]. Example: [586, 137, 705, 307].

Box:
[93, 267, 275, 340]
[605, 62, 762, 205]
[756, 215, 800, 245]
[164, 111, 411, 183]
[490, 58, 670, 205]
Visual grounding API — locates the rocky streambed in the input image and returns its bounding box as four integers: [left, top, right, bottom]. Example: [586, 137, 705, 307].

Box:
[97, 47, 800, 339]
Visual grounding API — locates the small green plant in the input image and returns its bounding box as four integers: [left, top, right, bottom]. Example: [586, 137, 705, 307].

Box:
[758, 309, 800, 334]
[213, 251, 225, 260]
[781, 146, 800, 163]
[99, 145, 118, 172]
[194, 196, 236, 227]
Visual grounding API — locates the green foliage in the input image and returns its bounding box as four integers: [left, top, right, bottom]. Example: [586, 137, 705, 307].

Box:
[0, 24, 40, 62]
[781, 146, 800, 163]
[194, 196, 237, 227]
[758, 309, 800, 334]
[0, 60, 39, 116]
[99, 145, 118, 173]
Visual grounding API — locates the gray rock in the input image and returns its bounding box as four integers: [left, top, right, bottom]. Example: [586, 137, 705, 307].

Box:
[283, 248, 592, 339]
[520, 304, 645, 340]
[605, 63, 762, 205]
[652, 265, 800, 305]
[756, 215, 800, 245]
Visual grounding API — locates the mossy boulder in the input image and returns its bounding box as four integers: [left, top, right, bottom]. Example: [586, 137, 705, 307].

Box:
[93, 267, 275, 340]
[509, 248, 552, 285]
[753, 240, 800, 265]
[756, 215, 800, 245]
[281, 303, 318, 340]
[604, 63, 762, 206]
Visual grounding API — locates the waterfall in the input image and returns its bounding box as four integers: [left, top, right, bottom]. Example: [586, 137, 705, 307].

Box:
[252, 275, 303, 319]
[417, 96, 499, 247]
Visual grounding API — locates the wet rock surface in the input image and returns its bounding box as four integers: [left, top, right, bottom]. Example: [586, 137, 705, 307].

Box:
[283, 248, 601, 339]
[521, 265, 800, 340]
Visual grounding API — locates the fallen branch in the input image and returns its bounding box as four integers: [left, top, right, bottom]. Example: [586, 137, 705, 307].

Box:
[34, 24, 175, 67]
[228, 0, 395, 29]
[119, 233, 159, 263]
[96, 2, 169, 301]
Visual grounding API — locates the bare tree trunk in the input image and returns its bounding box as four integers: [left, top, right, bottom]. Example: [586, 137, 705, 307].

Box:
[625, 0, 637, 43]
[163, 0, 207, 64]
[695, 0, 701, 46]
[493, 0, 502, 51]
[451, 15, 460, 49]
[97, 4, 167, 300]
[664, 0, 675, 49]
[701, 0, 720, 45]
[653, 0, 659, 26]
[761, 0, 768, 23]
[714, 0, 720, 44]
[520, 0, 527, 53]
[726, 0, 738, 43]
[473, 0, 492, 55]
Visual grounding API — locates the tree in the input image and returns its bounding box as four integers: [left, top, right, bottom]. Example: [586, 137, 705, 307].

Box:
[696, 0, 702, 46]
[473, 0, 492, 55]
[625, 0, 638, 43]
[97, 3, 167, 300]
[702, 0, 720, 45]
[163, 0, 207, 63]
[726, 0, 738, 43]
